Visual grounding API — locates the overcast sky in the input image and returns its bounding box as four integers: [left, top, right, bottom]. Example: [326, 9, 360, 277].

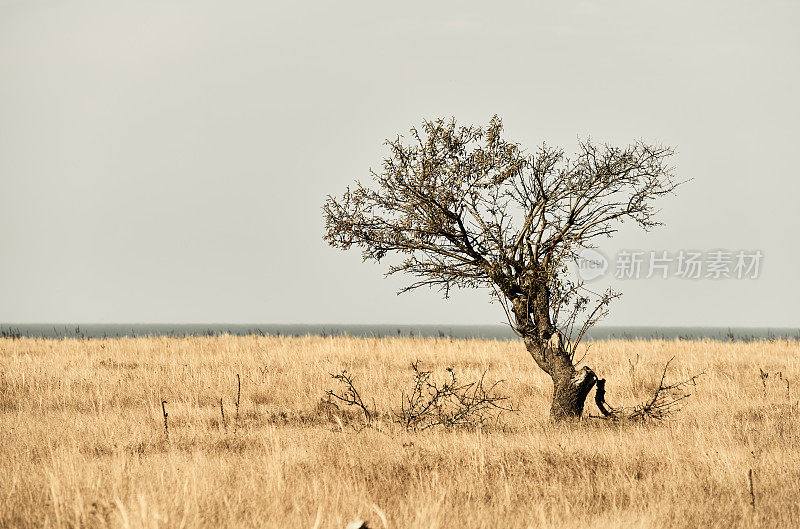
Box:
[1, 0, 798, 327]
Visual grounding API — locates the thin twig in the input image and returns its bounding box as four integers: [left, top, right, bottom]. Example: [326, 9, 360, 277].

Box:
[234, 373, 241, 435]
[326, 370, 373, 424]
[161, 400, 169, 441]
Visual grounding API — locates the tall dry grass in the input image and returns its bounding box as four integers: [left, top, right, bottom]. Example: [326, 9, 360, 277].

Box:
[0, 335, 798, 528]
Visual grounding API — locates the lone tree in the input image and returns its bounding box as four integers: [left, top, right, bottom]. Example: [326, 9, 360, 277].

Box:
[323, 117, 679, 420]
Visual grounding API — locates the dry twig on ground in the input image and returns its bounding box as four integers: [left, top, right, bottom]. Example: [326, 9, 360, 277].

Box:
[326, 362, 514, 431]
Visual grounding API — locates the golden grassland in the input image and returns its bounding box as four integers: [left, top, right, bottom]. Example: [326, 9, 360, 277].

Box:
[1, 335, 799, 529]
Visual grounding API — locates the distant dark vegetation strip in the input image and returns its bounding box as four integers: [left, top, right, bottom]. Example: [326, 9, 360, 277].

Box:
[1, 324, 799, 342]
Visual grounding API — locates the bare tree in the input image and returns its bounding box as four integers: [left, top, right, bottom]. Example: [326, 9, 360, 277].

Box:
[323, 116, 680, 420]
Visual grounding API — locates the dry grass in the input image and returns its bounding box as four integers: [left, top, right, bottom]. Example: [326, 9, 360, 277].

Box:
[1, 335, 798, 528]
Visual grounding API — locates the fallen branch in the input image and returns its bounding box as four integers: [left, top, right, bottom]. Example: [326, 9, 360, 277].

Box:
[326, 370, 374, 424]
[593, 358, 703, 421]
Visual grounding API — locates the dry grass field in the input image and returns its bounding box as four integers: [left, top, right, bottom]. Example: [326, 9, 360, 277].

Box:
[1, 335, 798, 528]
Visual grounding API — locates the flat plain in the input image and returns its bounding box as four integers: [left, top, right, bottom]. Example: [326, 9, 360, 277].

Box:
[1, 335, 798, 528]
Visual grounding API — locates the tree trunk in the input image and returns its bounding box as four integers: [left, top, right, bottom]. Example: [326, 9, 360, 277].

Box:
[515, 284, 601, 420]
[525, 334, 599, 420]
[550, 366, 598, 420]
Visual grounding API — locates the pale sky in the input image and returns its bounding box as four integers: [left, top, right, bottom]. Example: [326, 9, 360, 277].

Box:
[1, 0, 798, 327]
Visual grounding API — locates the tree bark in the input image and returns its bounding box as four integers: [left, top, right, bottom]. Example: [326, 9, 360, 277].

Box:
[514, 280, 602, 420]
[550, 366, 598, 420]
[525, 334, 599, 420]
